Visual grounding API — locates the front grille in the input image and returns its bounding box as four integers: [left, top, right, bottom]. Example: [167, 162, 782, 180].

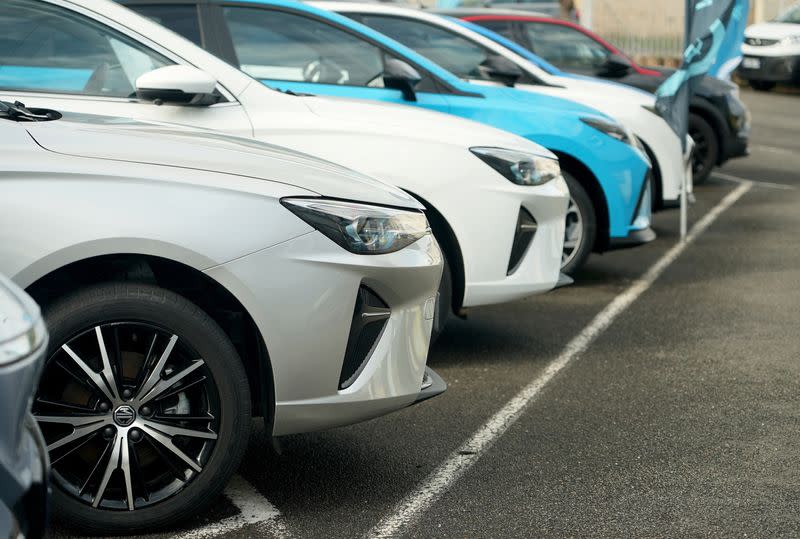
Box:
[746, 37, 778, 46]
[339, 286, 390, 389]
[507, 207, 538, 275]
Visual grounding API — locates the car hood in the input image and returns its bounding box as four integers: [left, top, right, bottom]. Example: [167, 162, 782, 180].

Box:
[303, 94, 556, 158]
[554, 76, 656, 108]
[25, 112, 421, 210]
[746, 22, 800, 40]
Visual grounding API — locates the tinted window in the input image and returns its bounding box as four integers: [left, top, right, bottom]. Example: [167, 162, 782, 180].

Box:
[222, 7, 384, 86]
[0, 0, 172, 97]
[132, 4, 203, 46]
[472, 19, 516, 41]
[358, 15, 495, 81]
[522, 22, 609, 70]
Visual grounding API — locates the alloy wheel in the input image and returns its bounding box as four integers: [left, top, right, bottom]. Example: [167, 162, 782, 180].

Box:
[689, 125, 709, 179]
[34, 322, 220, 511]
[562, 197, 584, 268]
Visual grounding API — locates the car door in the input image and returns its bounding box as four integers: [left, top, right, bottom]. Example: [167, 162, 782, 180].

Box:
[0, 0, 252, 135]
[201, 4, 451, 111]
[516, 20, 611, 77]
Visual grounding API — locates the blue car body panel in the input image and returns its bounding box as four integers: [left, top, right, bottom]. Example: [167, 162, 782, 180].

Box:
[225, 0, 651, 240]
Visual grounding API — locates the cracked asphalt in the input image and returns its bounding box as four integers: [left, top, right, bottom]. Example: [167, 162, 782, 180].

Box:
[51, 87, 800, 539]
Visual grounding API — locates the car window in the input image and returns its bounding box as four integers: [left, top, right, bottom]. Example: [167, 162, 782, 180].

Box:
[522, 22, 609, 70]
[222, 7, 384, 86]
[358, 15, 495, 81]
[131, 4, 203, 46]
[472, 19, 516, 41]
[0, 0, 172, 97]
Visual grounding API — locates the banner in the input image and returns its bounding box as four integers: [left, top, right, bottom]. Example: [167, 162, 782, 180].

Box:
[656, 0, 749, 147]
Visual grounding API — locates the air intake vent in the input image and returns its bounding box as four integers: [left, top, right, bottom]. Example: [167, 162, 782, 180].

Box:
[745, 37, 778, 46]
[507, 207, 538, 275]
[339, 286, 390, 389]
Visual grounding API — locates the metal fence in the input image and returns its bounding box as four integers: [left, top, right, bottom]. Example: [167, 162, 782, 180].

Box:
[581, 0, 686, 60]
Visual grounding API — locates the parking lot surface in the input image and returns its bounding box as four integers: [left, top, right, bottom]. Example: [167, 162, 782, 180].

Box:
[53, 88, 800, 539]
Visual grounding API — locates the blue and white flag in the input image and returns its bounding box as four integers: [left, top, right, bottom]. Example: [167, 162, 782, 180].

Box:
[656, 0, 749, 146]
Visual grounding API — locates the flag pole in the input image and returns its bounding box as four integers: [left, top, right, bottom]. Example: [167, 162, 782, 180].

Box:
[680, 0, 691, 242]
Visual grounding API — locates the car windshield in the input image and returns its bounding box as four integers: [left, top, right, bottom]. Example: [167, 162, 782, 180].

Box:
[775, 4, 800, 23]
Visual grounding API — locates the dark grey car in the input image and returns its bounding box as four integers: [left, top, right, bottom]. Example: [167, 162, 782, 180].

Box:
[0, 274, 49, 539]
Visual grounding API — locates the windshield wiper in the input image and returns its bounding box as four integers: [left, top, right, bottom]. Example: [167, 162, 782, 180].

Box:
[0, 100, 61, 122]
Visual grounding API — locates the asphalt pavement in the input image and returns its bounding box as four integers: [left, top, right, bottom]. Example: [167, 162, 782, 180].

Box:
[52, 87, 800, 539]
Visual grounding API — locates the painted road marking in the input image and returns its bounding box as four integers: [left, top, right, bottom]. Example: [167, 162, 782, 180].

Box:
[175, 475, 288, 539]
[751, 144, 798, 157]
[713, 171, 795, 190]
[367, 180, 754, 539]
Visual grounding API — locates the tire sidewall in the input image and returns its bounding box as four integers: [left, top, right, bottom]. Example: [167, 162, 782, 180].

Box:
[689, 113, 719, 185]
[562, 171, 597, 276]
[42, 283, 251, 533]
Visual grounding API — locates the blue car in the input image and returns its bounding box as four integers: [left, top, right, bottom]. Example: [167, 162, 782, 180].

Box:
[123, 0, 654, 274]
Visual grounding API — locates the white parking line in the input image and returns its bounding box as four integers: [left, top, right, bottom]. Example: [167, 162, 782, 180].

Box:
[367, 180, 754, 539]
[175, 475, 288, 539]
[713, 171, 796, 190]
[751, 144, 798, 157]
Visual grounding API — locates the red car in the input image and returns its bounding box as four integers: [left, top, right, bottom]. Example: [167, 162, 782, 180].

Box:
[443, 10, 750, 184]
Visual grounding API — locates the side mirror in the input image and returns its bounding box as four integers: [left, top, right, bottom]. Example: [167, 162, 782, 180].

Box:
[480, 54, 523, 87]
[597, 53, 633, 78]
[136, 65, 219, 106]
[383, 59, 422, 102]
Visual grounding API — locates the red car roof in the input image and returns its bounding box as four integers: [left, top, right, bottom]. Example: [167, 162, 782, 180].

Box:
[461, 14, 662, 77]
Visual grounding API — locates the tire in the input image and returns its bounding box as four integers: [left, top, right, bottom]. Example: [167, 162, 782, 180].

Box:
[430, 255, 452, 345]
[749, 80, 776, 92]
[688, 113, 719, 185]
[35, 282, 252, 534]
[561, 171, 597, 276]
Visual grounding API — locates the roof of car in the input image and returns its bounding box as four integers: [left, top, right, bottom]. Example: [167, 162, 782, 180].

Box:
[432, 8, 554, 19]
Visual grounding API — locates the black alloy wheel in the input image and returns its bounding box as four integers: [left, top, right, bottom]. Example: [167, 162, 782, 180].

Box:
[33, 282, 251, 533]
[688, 113, 719, 185]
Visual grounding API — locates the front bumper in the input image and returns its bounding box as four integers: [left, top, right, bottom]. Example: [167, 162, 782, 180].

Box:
[413, 367, 447, 405]
[461, 176, 569, 308]
[206, 230, 444, 436]
[608, 169, 656, 250]
[0, 340, 49, 539]
[737, 54, 800, 83]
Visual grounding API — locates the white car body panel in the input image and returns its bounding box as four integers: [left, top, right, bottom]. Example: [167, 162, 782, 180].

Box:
[742, 22, 800, 57]
[1, 113, 444, 435]
[2, 0, 569, 311]
[317, 2, 693, 204]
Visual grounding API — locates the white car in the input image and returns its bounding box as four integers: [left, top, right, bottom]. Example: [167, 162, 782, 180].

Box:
[319, 2, 693, 209]
[0, 0, 569, 334]
[739, 1, 800, 91]
[1, 100, 444, 532]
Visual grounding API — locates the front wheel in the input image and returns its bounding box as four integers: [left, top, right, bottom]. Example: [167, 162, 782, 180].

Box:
[688, 113, 719, 185]
[561, 172, 597, 276]
[34, 282, 252, 534]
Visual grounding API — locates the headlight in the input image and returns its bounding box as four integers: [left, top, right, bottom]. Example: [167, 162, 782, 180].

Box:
[581, 117, 636, 146]
[781, 35, 800, 45]
[470, 147, 560, 186]
[281, 198, 430, 254]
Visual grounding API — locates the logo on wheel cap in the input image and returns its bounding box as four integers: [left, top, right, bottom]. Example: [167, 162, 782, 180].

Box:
[113, 405, 136, 427]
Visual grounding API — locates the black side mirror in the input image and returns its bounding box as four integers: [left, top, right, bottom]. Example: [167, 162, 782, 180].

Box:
[480, 54, 523, 87]
[597, 53, 633, 78]
[383, 58, 422, 101]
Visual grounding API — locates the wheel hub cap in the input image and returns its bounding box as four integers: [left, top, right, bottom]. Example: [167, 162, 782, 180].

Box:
[113, 405, 136, 427]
